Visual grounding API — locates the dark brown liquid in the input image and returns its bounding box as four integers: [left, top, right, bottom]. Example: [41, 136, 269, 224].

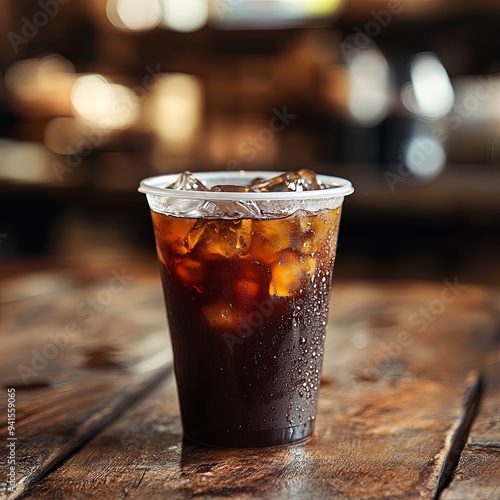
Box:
[152, 208, 341, 447]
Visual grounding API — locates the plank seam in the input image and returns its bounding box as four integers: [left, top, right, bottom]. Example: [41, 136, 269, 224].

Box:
[14, 365, 173, 500]
[434, 372, 484, 499]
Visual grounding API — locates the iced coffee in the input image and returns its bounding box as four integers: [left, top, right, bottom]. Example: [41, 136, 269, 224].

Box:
[139, 170, 353, 448]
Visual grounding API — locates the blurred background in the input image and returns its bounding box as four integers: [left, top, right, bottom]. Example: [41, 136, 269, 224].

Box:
[0, 0, 499, 283]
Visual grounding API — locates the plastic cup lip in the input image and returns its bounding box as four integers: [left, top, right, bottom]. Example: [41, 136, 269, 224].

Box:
[138, 171, 354, 201]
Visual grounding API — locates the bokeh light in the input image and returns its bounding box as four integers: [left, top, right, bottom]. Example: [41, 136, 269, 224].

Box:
[106, 0, 162, 32]
[305, 0, 344, 16]
[403, 135, 446, 179]
[347, 49, 391, 126]
[71, 75, 139, 130]
[208, 0, 343, 29]
[149, 74, 203, 152]
[0, 140, 52, 183]
[409, 53, 455, 120]
[5, 55, 75, 116]
[159, 0, 209, 33]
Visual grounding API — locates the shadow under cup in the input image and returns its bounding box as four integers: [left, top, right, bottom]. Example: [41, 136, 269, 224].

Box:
[139, 171, 353, 448]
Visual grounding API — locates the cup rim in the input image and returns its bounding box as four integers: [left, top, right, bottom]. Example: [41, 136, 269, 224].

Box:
[138, 171, 354, 200]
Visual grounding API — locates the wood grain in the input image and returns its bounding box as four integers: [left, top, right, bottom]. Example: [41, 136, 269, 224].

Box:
[0, 270, 172, 498]
[441, 345, 500, 499]
[19, 281, 499, 499]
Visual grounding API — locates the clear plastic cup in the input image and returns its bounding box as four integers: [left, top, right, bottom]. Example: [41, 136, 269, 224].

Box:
[139, 171, 353, 448]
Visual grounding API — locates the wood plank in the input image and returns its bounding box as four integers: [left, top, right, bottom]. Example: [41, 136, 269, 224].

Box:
[23, 281, 499, 499]
[0, 270, 173, 499]
[441, 346, 500, 499]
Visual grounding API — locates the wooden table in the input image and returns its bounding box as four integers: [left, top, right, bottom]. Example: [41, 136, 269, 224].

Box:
[1, 267, 499, 499]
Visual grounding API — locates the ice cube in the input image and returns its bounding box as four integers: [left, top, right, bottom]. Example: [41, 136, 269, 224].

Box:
[172, 255, 204, 292]
[210, 185, 255, 192]
[269, 251, 316, 297]
[251, 172, 300, 192]
[166, 171, 208, 191]
[297, 169, 323, 190]
[230, 220, 253, 252]
[251, 170, 322, 192]
[186, 220, 210, 251]
[235, 280, 260, 302]
[301, 208, 341, 257]
[151, 211, 195, 258]
[231, 200, 263, 219]
[250, 218, 295, 261]
[203, 301, 240, 330]
[250, 177, 265, 185]
[187, 219, 253, 258]
[233, 261, 269, 302]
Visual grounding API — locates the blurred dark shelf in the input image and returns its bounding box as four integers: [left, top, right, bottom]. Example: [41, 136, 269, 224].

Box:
[1, 162, 499, 286]
[1, 162, 499, 214]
